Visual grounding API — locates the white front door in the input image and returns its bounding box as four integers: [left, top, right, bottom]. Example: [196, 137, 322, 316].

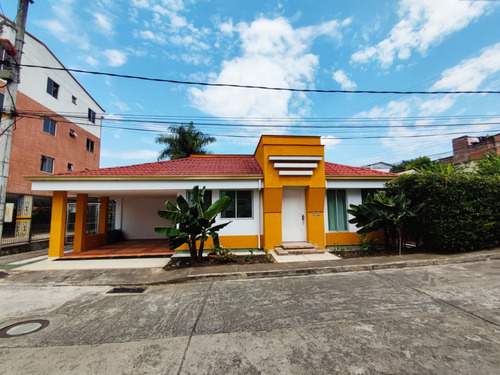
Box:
[282, 188, 306, 242]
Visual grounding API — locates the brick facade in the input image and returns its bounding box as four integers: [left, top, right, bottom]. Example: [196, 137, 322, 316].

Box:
[452, 134, 500, 164]
[7, 91, 100, 196]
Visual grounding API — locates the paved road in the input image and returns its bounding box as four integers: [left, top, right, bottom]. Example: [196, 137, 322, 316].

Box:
[0, 260, 499, 374]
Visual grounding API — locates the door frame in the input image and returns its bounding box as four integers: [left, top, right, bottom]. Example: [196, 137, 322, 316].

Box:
[281, 187, 307, 242]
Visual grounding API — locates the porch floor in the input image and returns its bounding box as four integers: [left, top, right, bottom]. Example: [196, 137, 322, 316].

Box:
[62, 239, 175, 259]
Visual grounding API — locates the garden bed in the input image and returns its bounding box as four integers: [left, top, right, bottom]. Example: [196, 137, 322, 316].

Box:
[164, 254, 273, 270]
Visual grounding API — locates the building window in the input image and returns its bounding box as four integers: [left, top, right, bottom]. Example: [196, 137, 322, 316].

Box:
[69, 129, 77, 138]
[88, 108, 96, 123]
[67, 163, 73, 171]
[71, 95, 77, 104]
[46, 78, 59, 99]
[40, 155, 54, 174]
[86, 138, 95, 153]
[220, 190, 252, 218]
[327, 190, 347, 231]
[43, 117, 57, 136]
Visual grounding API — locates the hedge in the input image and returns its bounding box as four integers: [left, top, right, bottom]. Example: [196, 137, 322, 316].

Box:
[387, 173, 500, 252]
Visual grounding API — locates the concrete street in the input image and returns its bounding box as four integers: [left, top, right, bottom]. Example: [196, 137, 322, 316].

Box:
[0, 260, 499, 374]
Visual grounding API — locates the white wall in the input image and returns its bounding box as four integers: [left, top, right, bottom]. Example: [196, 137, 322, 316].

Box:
[120, 196, 176, 240]
[212, 189, 260, 236]
[116, 189, 261, 239]
[1, 24, 103, 138]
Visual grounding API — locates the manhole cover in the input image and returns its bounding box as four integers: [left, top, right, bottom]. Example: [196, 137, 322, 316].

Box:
[107, 287, 146, 294]
[0, 319, 50, 338]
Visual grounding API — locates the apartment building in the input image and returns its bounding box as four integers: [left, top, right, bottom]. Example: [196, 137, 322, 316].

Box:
[0, 16, 104, 248]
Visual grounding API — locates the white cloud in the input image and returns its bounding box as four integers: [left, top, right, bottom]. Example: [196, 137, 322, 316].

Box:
[332, 69, 357, 90]
[321, 136, 341, 149]
[190, 17, 349, 124]
[351, 0, 493, 67]
[95, 13, 113, 34]
[137, 29, 167, 44]
[432, 43, 500, 91]
[418, 96, 455, 115]
[104, 49, 127, 67]
[85, 56, 99, 67]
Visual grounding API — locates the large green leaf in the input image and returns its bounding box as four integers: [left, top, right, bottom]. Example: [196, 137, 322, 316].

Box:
[204, 196, 231, 220]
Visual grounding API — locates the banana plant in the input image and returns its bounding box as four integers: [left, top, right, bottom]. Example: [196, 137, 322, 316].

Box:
[348, 191, 422, 255]
[155, 186, 231, 262]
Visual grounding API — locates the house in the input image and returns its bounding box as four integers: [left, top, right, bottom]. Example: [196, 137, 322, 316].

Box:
[361, 162, 393, 173]
[0, 16, 104, 247]
[28, 135, 395, 257]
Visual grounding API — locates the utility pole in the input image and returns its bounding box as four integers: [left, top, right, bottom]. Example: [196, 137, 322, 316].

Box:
[0, 0, 31, 245]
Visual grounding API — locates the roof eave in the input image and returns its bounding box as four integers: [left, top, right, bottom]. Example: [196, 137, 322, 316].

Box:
[325, 175, 396, 180]
[25, 175, 264, 181]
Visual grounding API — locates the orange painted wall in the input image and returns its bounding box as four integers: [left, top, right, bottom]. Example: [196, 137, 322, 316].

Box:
[254, 135, 326, 249]
[177, 235, 259, 250]
[325, 231, 385, 246]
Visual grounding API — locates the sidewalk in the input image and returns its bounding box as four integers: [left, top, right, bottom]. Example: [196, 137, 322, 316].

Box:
[1, 247, 499, 287]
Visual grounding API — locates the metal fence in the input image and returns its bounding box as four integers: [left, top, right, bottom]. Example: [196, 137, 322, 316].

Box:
[2, 196, 116, 247]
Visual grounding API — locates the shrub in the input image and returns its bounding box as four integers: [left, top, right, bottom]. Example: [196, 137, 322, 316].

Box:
[387, 172, 500, 252]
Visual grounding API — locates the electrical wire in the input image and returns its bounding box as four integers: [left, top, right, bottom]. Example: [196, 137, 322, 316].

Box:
[19, 64, 500, 95]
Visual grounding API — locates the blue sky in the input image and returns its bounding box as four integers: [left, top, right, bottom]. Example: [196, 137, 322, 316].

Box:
[3, 0, 500, 168]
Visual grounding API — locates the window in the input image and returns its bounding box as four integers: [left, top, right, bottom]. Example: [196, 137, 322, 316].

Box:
[67, 163, 73, 171]
[86, 138, 95, 153]
[40, 155, 54, 174]
[43, 117, 57, 136]
[46, 78, 59, 99]
[69, 129, 77, 138]
[71, 95, 77, 104]
[221, 190, 252, 218]
[327, 190, 347, 231]
[88, 108, 96, 123]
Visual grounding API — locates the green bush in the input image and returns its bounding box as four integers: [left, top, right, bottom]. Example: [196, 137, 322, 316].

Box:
[387, 173, 500, 252]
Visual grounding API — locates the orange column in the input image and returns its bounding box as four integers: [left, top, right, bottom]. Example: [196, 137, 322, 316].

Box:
[99, 196, 109, 236]
[48, 191, 67, 258]
[262, 187, 283, 250]
[73, 194, 88, 252]
[306, 187, 326, 248]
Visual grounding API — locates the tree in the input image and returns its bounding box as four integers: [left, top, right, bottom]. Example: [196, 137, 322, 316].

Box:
[347, 191, 422, 255]
[155, 186, 231, 262]
[475, 152, 500, 176]
[155, 122, 215, 160]
[390, 156, 433, 173]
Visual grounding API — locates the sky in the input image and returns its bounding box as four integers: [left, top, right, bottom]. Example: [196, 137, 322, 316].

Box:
[3, 0, 500, 168]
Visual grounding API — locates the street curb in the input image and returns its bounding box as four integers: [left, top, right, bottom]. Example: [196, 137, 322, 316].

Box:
[3, 251, 499, 287]
[177, 252, 500, 284]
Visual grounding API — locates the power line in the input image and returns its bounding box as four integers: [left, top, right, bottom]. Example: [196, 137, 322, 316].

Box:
[19, 64, 500, 95]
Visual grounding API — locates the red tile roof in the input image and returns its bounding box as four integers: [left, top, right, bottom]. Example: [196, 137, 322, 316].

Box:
[325, 162, 395, 177]
[56, 156, 395, 178]
[59, 156, 263, 177]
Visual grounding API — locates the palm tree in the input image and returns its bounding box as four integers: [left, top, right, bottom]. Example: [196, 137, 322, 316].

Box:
[155, 122, 215, 160]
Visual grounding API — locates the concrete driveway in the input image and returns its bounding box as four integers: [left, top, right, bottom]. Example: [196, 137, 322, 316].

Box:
[0, 260, 499, 374]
